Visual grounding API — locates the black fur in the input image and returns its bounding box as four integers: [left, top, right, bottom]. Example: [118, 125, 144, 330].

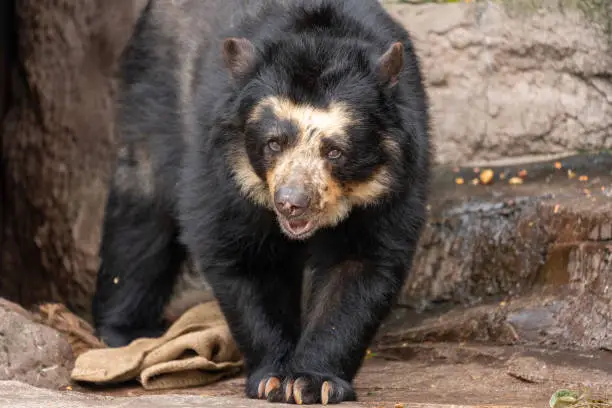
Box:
[93, 0, 430, 404]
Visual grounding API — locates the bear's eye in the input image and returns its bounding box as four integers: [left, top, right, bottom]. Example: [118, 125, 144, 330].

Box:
[327, 149, 342, 160]
[267, 140, 282, 153]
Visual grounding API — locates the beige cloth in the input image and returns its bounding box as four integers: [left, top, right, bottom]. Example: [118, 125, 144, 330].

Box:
[35, 303, 106, 358]
[70, 301, 243, 390]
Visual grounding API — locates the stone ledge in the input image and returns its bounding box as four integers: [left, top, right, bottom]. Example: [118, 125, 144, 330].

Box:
[397, 152, 612, 350]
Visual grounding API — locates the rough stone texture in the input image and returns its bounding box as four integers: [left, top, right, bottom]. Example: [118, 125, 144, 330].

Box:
[0, 0, 147, 318]
[396, 153, 612, 351]
[386, 3, 612, 164]
[0, 298, 74, 390]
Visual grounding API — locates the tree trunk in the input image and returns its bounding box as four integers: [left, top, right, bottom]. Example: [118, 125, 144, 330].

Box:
[0, 0, 146, 320]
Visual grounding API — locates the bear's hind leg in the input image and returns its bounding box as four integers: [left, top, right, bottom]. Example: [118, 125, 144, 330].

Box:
[92, 182, 186, 348]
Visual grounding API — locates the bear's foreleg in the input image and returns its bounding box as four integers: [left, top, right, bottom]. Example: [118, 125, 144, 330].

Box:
[260, 256, 409, 405]
[203, 252, 304, 401]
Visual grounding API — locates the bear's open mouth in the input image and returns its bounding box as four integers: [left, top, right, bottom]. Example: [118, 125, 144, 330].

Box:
[279, 217, 316, 239]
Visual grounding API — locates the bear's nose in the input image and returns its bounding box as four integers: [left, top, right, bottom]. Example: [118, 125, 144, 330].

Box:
[274, 186, 310, 217]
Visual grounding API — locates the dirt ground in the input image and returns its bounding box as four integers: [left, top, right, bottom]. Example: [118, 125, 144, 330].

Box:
[67, 343, 611, 407]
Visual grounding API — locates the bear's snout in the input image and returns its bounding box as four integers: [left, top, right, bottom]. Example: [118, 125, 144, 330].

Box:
[274, 185, 311, 218]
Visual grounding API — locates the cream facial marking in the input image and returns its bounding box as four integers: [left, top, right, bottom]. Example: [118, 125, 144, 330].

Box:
[230, 95, 394, 236]
[250, 96, 353, 195]
[231, 96, 353, 208]
[248, 95, 353, 145]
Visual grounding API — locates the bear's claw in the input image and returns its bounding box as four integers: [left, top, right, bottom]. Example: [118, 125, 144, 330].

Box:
[255, 373, 355, 405]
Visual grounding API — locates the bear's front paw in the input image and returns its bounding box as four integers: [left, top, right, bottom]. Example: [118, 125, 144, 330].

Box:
[245, 368, 287, 401]
[282, 372, 356, 405]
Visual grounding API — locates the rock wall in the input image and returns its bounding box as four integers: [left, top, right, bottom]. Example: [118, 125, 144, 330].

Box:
[0, 0, 146, 317]
[386, 3, 612, 164]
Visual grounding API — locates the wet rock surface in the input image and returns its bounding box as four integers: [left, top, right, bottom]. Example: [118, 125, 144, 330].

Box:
[393, 152, 612, 351]
[0, 299, 74, 390]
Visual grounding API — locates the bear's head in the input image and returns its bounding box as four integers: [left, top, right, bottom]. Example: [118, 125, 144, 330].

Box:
[221, 35, 407, 240]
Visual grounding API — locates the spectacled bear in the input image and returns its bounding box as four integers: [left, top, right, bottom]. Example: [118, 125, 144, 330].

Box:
[92, 0, 431, 404]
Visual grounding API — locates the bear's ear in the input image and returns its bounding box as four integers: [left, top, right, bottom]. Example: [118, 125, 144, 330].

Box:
[222, 37, 256, 79]
[376, 41, 404, 88]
